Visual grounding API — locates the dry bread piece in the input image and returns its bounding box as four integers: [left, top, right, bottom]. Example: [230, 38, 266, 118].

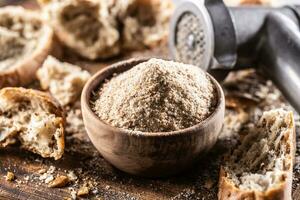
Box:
[0, 6, 53, 88]
[41, 0, 120, 60]
[114, 0, 173, 50]
[37, 56, 91, 106]
[0, 87, 65, 160]
[218, 109, 295, 200]
[224, 0, 265, 5]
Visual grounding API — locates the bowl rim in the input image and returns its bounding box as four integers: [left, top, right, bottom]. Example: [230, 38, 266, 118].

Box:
[81, 58, 225, 137]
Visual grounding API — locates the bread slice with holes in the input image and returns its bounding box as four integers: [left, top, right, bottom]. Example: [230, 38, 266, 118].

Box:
[0, 87, 65, 160]
[0, 6, 53, 88]
[218, 109, 295, 200]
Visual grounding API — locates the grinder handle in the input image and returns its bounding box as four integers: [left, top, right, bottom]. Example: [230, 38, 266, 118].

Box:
[229, 6, 300, 68]
[259, 12, 300, 112]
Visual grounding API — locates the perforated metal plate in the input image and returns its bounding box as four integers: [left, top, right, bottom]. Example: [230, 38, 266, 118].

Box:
[169, 0, 214, 71]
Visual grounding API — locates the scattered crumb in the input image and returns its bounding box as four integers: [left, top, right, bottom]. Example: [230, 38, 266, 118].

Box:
[67, 171, 78, 181]
[48, 175, 69, 188]
[24, 175, 30, 182]
[45, 175, 54, 184]
[48, 166, 56, 173]
[6, 172, 15, 181]
[39, 166, 56, 184]
[77, 186, 90, 197]
[69, 187, 77, 200]
[38, 168, 47, 174]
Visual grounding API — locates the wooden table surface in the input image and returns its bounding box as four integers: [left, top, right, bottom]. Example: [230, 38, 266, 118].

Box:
[0, 43, 299, 200]
[1, 2, 300, 200]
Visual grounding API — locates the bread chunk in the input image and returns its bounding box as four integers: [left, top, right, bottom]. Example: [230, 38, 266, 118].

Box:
[0, 87, 65, 160]
[218, 109, 295, 200]
[37, 56, 91, 106]
[41, 0, 120, 60]
[0, 6, 53, 88]
[120, 0, 173, 50]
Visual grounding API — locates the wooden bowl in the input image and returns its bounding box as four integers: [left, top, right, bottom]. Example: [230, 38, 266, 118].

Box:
[81, 58, 225, 177]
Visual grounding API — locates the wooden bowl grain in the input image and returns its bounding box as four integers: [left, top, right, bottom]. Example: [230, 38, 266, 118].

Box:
[81, 58, 225, 177]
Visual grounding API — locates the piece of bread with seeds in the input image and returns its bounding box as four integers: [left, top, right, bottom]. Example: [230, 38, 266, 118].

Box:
[37, 56, 91, 106]
[0, 6, 53, 88]
[218, 109, 295, 200]
[0, 87, 65, 160]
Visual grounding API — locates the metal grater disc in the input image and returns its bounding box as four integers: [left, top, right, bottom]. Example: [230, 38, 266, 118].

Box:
[169, 0, 214, 71]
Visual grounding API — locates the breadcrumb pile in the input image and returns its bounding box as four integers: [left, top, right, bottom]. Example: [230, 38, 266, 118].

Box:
[92, 58, 217, 132]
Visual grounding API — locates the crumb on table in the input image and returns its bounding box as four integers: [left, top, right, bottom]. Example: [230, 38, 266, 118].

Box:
[77, 186, 89, 197]
[5, 171, 15, 181]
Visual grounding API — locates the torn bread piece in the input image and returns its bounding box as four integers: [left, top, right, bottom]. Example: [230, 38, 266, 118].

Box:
[41, 0, 120, 60]
[0, 6, 53, 88]
[37, 56, 91, 106]
[39, 0, 173, 59]
[0, 87, 65, 160]
[119, 0, 173, 50]
[218, 109, 295, 200]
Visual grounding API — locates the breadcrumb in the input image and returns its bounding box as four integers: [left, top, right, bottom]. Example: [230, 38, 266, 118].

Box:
[92, 58, 217, 132]
[5, 172, 15, 181]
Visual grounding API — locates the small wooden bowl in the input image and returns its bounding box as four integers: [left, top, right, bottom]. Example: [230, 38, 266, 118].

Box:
[81, 58, 225, 177]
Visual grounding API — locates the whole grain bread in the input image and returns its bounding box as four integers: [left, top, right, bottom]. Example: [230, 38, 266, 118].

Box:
[218, 109, 295, 200]
[0, 87, 65, 160]
[0, 6, 53, 88]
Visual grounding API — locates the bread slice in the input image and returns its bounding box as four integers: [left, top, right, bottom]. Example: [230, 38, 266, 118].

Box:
[0, 6, 53, 88]
[37, 56, 91, 106]
[218, 109, 295, 200]
[40, 0, 120, 60]
[0, 87, 65, 160]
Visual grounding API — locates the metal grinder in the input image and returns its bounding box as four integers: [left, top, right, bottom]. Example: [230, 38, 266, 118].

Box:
[169, 0, 300, 112]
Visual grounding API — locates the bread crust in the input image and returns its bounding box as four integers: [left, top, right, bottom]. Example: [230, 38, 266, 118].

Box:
[218, 111, 295, 200]
[0, 87, 65, 160]
[0, 7, 53, 88]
